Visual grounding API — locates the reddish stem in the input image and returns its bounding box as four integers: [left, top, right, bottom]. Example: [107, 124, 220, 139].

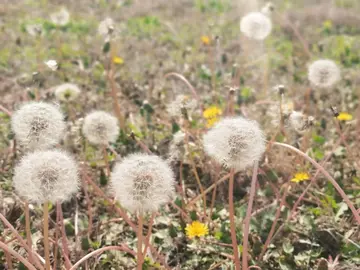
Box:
[69, 245, 136, 270]
[242, 161, 259, 270]
[228, 169, 241, 270]
[57, 202, 73, 268]
[273, 142, 360, 224]
[0, 241, 37, 270]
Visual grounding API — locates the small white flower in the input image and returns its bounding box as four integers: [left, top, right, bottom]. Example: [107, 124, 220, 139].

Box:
[167, 95, 197, 117]
[98, 17, 115, 37]
[50, 8, 70, 26]
[111, 153, 175, 213]
[240, 12, 272, 40]
[54, 83, 81, 102]
[11, 102, 66, 150]
[44, 60, 58, 71]
[82, 111, 119, 145]
[203, 117, 265, 171]
[308, 59, 341, 88]
[13, 149, 79, 204]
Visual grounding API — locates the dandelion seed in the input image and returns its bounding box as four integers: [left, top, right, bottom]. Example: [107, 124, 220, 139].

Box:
[337, 112, 352, 121]
[167, 95, 197, 117]
[185, 221, 209, 239]
[98, 17, 115, 37]
[82, 111, 119, 145]
[50, 8, 70, 26]
[291, 172, 310, 183]
[240, 12, 272, 40]
[203, 117, 265, 171]
[111, 153, 175, 213]
[203, 106, 222, 128]
[11, 102, 65, 150]
[308, 59, 341, 88]
[54, 83, 81, 102]
[13, 149, 79, 204]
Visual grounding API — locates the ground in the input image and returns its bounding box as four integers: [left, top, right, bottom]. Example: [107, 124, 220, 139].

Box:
[0, 0, 360, 269]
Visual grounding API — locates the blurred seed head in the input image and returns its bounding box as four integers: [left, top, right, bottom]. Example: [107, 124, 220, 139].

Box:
[13, 149, 79, 204]
[167, 95, 197, 117]
[98, 17, 115, 37]
[261, 2, 275, 16]
[50, 8, 70, 26]
[168, 131, 186, 162]
[111, 153, 175, 213]
[25, 24, 43, 37]
[308, 59, 341, 88]
[240, 12, 272, 40]
[44, 60, 58, 71]
[11, 102, 66, 150]
[287, 111, 314, 134]
[203, 117, 265, 171]
[82, 111, 119, 145]
[54, 83, 81, 102]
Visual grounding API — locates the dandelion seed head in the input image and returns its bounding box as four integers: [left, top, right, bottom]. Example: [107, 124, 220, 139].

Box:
[98, 17, 115, 37]
[168, 131, 186, 162]
[167, 95, 197, 117]
[50, 8, 70, 26]
[54, 83, 81, 102]
[203, 117, 265, 171]
[287, 111, 314, 134]
[240, 12, 272, 40]
[82, 111, 119, 145]
[308, 59, 341, 88]
[44, 60, 58, 71]
[25, 24, 43, 37]
[11, 102, 65, 150]
[13, 149, 79, 204]
[111, 153, 175, 213]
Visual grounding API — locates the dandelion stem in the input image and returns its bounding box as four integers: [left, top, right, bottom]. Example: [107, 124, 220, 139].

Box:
[273, 142, 360, 224]
[142, 213, 156, 259]
[69, 245, 136, 270]
[0, 241, 37, 270]
[57, 203, 72, 268]
[43, 201, 51, 270]
[228, 168, 241, 270]
[242, 161, 259, 270]
[24, 202, 33, 265]
[258, 183, 289, 260]
[0, 213, 44, 269]
[103, 145, 111, 176]
[137, 213, 144, 270]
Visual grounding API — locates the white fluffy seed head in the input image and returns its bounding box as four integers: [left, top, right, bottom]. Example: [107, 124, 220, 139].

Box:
[240, 12, 272, 40]
[11, 102, 66, 150]
[167, 95, 197, 117]
[50, 8, 70, 26]
[98, 18, 115, 37]
[288, 111, 314, 134]
[111, 153, 175, 213]
[13, 149, 79, 204]
[82, 111, 119, 145]
[308, 59, 341, 88]
[203, 117, 265, 171]
[54, 83, 81, 102]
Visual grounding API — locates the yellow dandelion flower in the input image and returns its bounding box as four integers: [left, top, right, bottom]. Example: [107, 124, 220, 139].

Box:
[113, 56, 124, 65]
[203, 106, 222, 128]
[185, 221, 209, 239]
[337, 112, 352, 121]
[291, 172, 310, 183]
[201, 35, 211, 45]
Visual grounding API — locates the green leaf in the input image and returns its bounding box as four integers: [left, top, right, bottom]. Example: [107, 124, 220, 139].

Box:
[282, 239, 294, 255]
[81, 237, 90, 251]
